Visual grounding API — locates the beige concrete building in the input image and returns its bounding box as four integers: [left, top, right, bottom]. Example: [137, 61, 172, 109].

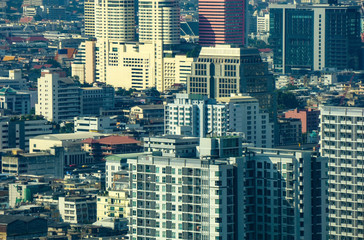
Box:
[97, 190, 129, 221]
[84, 0, 95, 37]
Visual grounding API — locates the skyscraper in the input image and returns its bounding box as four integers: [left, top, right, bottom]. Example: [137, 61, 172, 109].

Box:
[84, 0, 95, 37]
[198, 0, 246, 46]
[187, 45, 275, 115]
[138, 0, 180, 45]
[269, 4, 361, 73]
[94, 0, 135, 41]
[320, 106, 364, 240]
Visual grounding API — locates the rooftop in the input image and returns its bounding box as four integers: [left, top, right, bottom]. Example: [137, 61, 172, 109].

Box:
[32, 132, 109, 141]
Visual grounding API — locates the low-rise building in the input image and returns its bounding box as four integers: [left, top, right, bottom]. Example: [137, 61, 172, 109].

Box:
[97, 190, 129, 221]
[9, 182, 51, 207]
[2, 147, 64, 178]
[0, 87, 31, 115]
[0, 69, 27, 90]
[59, 195, 96, 224]
[82, 135, 142, 161]
[74, 116, 118, 133]
[284, 108, 320, 134]
[0, 215, 47, 239]
[0, 116, 52, 151]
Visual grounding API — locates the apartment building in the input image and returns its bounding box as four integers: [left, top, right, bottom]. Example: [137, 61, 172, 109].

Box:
[128, 154, 236, 240]
[165, 94, 274, 148]
[320, 106, 364, 240]
[240, 148, 328, 240]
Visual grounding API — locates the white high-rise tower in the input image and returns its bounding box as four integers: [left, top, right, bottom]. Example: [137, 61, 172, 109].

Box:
[138, 0, 180, 44]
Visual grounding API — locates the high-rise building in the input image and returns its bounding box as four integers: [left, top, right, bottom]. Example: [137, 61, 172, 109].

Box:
[198, 0, 246, 46]
[0, 87, 31, 115]
[187, 45, 275, 114]
[240, 148, 328, 240]
[320, 106, 364, 240]
[269, 4, 361, 73]
[72, 40, 97, 84]
[126, 135, 328, 240]
[138, 0, 180, 45]
[94, 0, 135, 41]
[35, 72, 81, 123]
[80, 85, 114, 116]
[84, 0, 95, 37]
[127, 152, 237, 240]
[165, 94, 274, 148]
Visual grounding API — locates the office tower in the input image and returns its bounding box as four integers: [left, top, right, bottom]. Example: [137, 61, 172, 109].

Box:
[165, 94, 274, 148]
[95, 42, 193, 91]
[127, 152, 237, 240]
[138, 0, 180, 45]
[187, 45, 275, 114]
[270, 4, 361, 73]
[84, 0, 95, 37]
[94, 0, 135, 41]
[320, 106, 364, 240]
[35, 72, 81, 123]
[198, 0, 246, 46]
[240, 148, 328, 240]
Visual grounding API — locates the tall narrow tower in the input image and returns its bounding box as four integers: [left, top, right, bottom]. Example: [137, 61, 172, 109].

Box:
[199, 0, 246, 46]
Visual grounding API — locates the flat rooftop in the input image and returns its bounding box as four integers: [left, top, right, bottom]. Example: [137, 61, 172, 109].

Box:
[31, 132, 110, 141]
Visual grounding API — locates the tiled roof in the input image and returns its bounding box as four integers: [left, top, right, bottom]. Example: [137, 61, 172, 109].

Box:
[97, 136, 140, 145]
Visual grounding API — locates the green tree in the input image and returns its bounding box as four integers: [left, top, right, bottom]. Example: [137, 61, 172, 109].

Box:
[277, 90, 302, 110]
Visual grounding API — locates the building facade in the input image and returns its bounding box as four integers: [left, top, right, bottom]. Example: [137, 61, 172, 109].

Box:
[187, 45, 275, 115]
[269, 4, 361, 73]
[74, 116, 118, 133]
[198, 0, 246, 46]
[59, 195, 97, 224]
[80, 85, 115, 116]
[0, 87, 31, 115]
[240, 148, 328, 240]
[320, 106, 364, 240]
[165, 94, 274, 148]
[36, 72, 81, 123]
[285, 108, 320, 134]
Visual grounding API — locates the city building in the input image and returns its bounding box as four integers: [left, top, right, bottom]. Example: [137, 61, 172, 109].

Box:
[105, 153, 145, 190]
[74, 116, 118, 133]
[97, 190, 129, 221]
[94, 41, 193, 92]
[30, 132, 109, 153]
[0, 116, 52, 151]
[127, 153, 236, 240]
[1, 147, 64, 178]
[256, 12, 270, 34]
[0, 87, 31, 115]
[0, 69, 27, 90]
[82, 136, 142, 161]
[165, 94, 274, 148]
[277, 118, 302, 146]
[129, 105, 164, 124]
[198, 0, 246, 46]
[84, 0, 95, 37]
[143, 135, 199, 158]
[35, 72, 81, 123]
[0, 215, 47, 239]
[187, 45, 275, 115]
[269, 4, 361, 73]
[138, 0, 180, 45]
[71, 40, 97, 84]
[285, 108, 320, 134]
[59, 195, 97, 224]
[320, 106, 364, 240]
[80, 85, 115, 116]
[94, 0, 135, 41]
[240, 148, 328, 240]
[9, 182, 51, 207]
